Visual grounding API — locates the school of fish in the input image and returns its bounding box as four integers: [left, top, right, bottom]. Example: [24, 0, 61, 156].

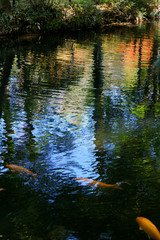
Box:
[1, 164, 159, 239]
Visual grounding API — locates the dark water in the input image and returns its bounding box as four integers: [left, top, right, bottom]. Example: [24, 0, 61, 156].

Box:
[1, 21, 160, 239]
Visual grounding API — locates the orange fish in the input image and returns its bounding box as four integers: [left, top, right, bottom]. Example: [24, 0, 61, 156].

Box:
[74, 177, 122, 189]
[0, 188, 4, 191]
[6, 164, 38, 179]
[136, 217, 160, 240]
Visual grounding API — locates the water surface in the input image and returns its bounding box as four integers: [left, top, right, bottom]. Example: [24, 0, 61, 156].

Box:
[0, 22, 160, 239]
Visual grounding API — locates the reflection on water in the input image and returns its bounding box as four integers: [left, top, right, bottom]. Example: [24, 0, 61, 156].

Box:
[0, 22, 160, 239]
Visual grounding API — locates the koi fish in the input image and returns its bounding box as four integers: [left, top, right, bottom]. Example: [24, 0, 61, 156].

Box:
[74, 177, 122, 189]
[136, 217, 160, 240]
[0, 188, 4, 191]
[6, 164, 38, 179]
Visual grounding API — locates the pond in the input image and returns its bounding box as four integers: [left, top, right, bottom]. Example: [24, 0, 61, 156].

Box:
[0, 21, 160, 240]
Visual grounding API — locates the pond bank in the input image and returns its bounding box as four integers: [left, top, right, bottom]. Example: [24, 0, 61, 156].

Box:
[0, 3, 159, 36]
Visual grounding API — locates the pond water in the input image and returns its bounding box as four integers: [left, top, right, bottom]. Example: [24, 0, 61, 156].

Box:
[0, 21, 160, 240]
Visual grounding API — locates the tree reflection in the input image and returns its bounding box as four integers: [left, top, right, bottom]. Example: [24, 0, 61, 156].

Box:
[0, 50, 15, 162]
[0, 51, 15, 118]
[92, 37, 109, 178]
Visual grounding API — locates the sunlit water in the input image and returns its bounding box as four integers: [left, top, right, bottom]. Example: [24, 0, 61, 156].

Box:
[1, 22, 160, 239]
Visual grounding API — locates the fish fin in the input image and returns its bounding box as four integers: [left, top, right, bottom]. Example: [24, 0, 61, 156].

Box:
[75, 178, 93, 184]
[33, 174, 38, 180]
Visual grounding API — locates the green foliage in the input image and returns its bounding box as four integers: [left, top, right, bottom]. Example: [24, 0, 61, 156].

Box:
[0, 4, 63, 33]
[0, 0, 103, 34]
[0, 0, 157, 34]
[101, 0, 155, 21]
[65, 0, 103, 29]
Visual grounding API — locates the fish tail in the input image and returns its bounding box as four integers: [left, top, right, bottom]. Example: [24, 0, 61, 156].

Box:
[114, 184, 123, 190]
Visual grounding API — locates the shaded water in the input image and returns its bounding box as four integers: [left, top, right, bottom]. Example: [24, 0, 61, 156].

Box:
[0, 21, 160, 239]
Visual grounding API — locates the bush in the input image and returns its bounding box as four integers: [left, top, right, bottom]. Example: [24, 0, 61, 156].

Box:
[103, 0, 155, 20]
[63, 0, 103, 29]
[0, 4, 63, 34]
[0, 0, 157, 35]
